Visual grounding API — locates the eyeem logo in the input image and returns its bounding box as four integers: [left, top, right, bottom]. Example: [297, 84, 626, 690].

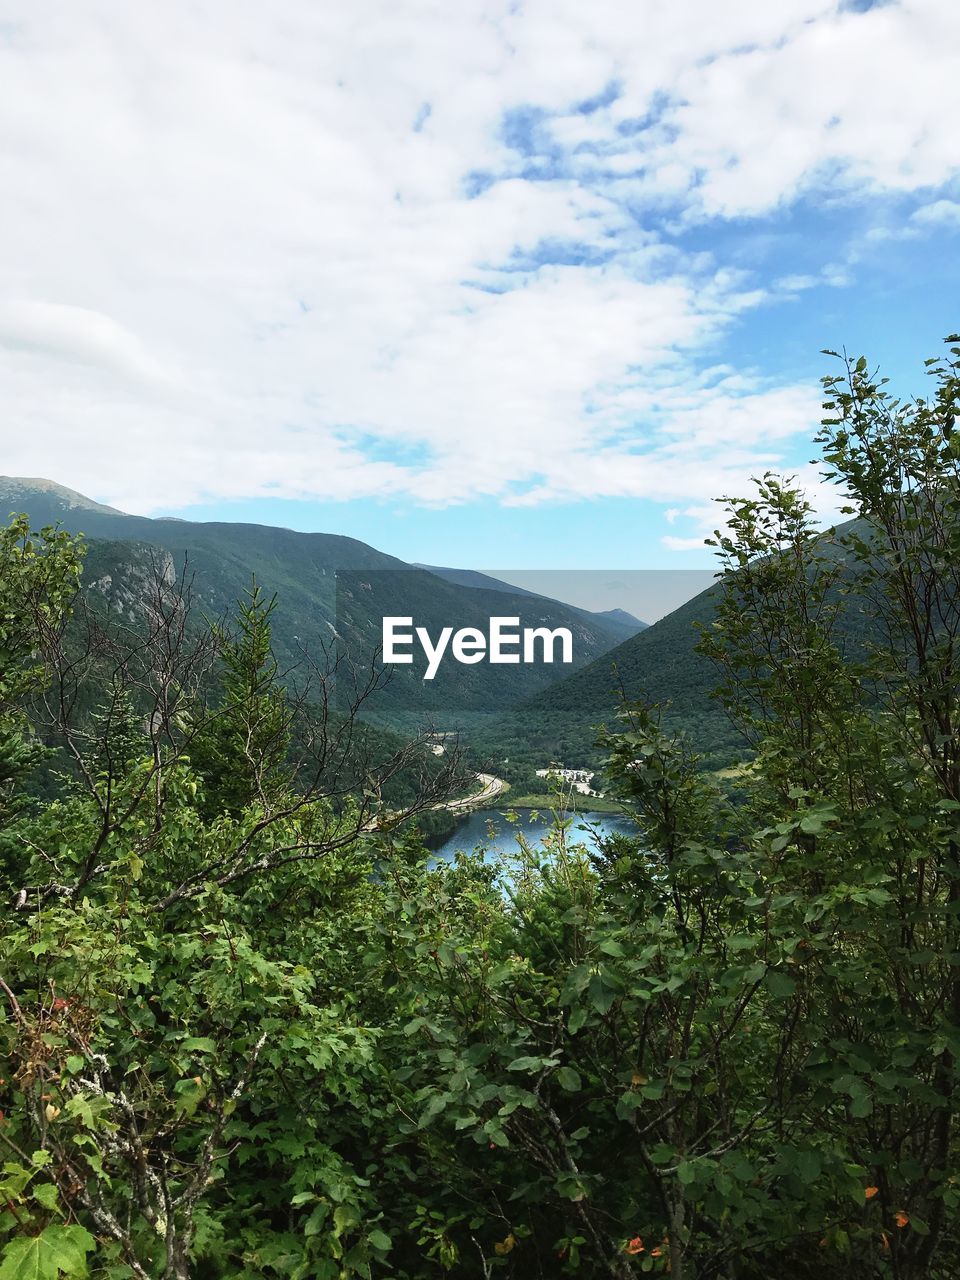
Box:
[383, 616, 573, 680]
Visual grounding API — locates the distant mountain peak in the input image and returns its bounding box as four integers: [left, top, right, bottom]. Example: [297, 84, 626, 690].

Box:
[596, 607, 648, 630]
[0, 476, 124, 516]
[416, 566, 648, 639]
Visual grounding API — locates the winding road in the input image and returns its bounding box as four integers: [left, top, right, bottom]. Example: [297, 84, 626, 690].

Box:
[439, 771, 507, 813]
[363, 772, 506, 833]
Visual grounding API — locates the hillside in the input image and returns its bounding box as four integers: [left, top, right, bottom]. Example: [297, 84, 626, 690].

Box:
[471, 581, 739, 775]
[595, 607, 647, 630]
[1, 478, 639, 733]
[472, 520, 876, 777]
[415, 565, 646, 643]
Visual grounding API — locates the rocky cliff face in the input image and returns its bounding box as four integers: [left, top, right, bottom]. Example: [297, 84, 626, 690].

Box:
[85, 543, 177, 624]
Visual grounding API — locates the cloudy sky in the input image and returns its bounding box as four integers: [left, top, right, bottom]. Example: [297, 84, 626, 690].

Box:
[1, 0, 959, 567]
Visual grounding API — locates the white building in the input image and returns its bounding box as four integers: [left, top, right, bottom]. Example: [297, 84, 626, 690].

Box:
[535, 765, 598, 796]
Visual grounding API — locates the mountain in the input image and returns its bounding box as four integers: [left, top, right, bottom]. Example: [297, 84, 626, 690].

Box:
[594, 607, 647, 631]
[1, 478, 639, 732]
[0, 476, 123, 517]
[471, 581, 737, 775]
[413, 565, 645, 644]
[472, 521, 882, 778]
[414, 565, 543, 596]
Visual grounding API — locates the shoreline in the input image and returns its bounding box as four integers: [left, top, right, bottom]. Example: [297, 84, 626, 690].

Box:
[475, 791, 624, 815]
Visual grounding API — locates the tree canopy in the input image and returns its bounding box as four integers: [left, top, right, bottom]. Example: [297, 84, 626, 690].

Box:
[3, 338, 960, 1279]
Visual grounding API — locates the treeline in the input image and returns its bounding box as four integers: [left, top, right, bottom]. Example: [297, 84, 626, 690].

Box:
[471, 607, 750, 781]
[18, 561, 455, 817]
[2, 339, 960, 1280]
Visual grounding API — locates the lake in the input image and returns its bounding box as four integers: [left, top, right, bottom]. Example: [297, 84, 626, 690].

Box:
[429, 806, 637, 864]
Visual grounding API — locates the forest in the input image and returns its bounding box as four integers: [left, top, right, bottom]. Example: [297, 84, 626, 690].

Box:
[3, 340, 960, 1280]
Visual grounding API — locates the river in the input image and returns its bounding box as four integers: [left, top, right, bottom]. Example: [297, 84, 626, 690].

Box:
[428, 806, 637, 864]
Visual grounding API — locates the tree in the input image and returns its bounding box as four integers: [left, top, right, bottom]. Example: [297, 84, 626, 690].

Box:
[0, 517, 468, 1280]
[5, 336, 960, 1280]
[189, 580, 292, 819]
[689, 335, 960, 1277]
[0, 515, 83, 835]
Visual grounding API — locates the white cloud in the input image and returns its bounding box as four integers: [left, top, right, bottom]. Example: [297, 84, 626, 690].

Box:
[776, 275, 820, 294]
[0, 0, 957, 522]
[661, 534, 711, 552]
[0, 301, 172, 385]
[860, 196, 960, 247]
[911, 199, 960, 229]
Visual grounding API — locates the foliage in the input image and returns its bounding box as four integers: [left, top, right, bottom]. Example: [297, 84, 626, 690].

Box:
[472, 585, 746, 778]
[0, 516, 83, 831]
[189, 581, 292, 818]
[0, 480, 633, 734]
[3, 337, 960, 1279]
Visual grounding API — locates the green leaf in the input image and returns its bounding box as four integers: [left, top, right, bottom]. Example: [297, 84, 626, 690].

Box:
[799, 810, 833, 835]
[333, 1204, 359, 1234]
[31, 1184, 60, 1212]
[556, 1067, 581, 1092]
[766, 971, 797, 1000]
[795, 1150, 821, 1185]
[304, 1203, 330, 1236]
[368, 1229, 392, 1252]
[556, 1174, 588, 1201]
[181, 1036, 217, 1054]
[567, 1006, 588, 1035]
[587, 975, 616, 1015]
[506, 1056, 546, 1072]
[0, 1225, 95, 1280]
[61, 1098, 94, 1129]
[418, 1094, 447, 1127]
[726, 935, 758, 952]
[676, 1161, 698, 1186]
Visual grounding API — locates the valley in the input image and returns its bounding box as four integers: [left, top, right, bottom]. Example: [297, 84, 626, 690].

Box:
[0, 476, 681, 782]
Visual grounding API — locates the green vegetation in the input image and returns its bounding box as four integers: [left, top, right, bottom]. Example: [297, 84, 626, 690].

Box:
[3, 338, 960, 1279]
[0, 481, 637, 734]
[472, 494, 875, 779]
[470, 585, 738, 778]
[0, 516, 84, 829]
[490, 792, 624, 814]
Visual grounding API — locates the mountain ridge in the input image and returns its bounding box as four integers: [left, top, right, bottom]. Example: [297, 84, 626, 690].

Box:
[0, 476, 124, 516]
[1, 477, 644, 732]
[413, 564, 646, 642]
[472, 517, 876, 777]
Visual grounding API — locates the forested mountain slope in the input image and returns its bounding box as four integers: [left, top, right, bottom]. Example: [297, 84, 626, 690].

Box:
[472, 580, 735, 772]
[1, 478, 636, 731]
[474, 518, 878, 775]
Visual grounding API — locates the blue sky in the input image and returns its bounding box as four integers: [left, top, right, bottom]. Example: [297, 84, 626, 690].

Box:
[1, 0, 958, 569]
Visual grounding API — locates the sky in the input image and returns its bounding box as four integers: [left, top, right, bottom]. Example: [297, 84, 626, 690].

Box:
[1, 0, 959, 569]
[458, 571, 718, 625]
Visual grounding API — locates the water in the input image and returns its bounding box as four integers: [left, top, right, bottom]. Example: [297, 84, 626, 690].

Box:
[429, 806, 636, 864]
